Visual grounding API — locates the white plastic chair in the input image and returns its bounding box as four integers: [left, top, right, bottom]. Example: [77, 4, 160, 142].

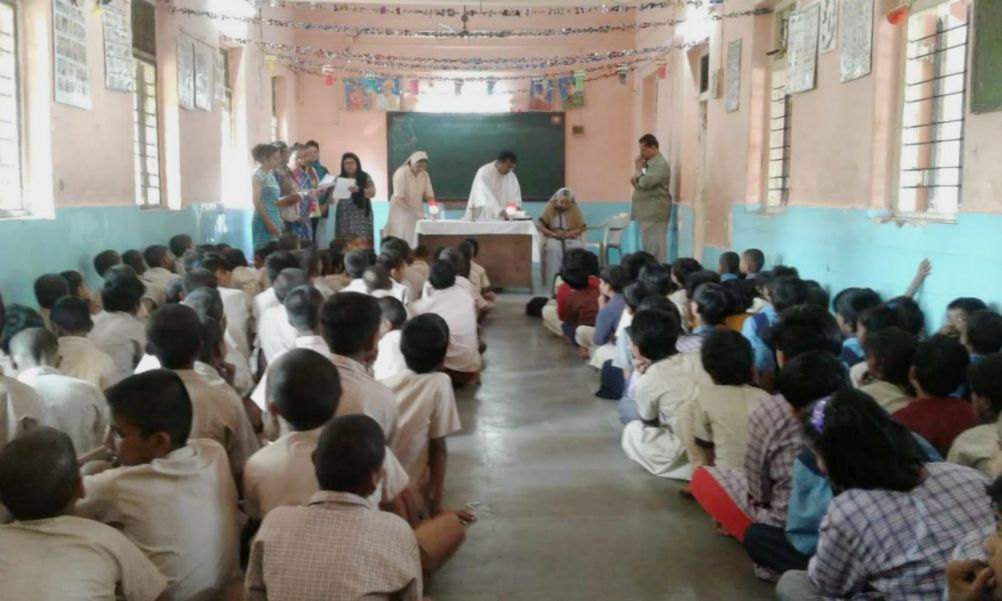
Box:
[585, 212, 630, 267]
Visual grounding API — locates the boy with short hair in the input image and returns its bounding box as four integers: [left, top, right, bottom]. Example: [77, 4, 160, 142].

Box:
[0, 427, 167, 600]
[621, 307, 701, 479]
[342, 248, 377, 294]
[557, 260, 601, 353]
[380, 314, 462, 515]
[718, 252, 741, 282]
[583, 265, 627, 366]
[459, 238, 495, 301]
[409, 260, 482, 386]
[374, 296, 408, 381]
[740, 248, 765, 279]
[256, 268, 308, 365]
[225, 247, 261, 297]
[382, 237, 425, 303]
[833, 287, 883, 366]
[947, 354, 1002, 476]
[364, 264, 409, 304]
[52, 295, 116, 389]
[141, 244, 178, 308]
[168, 234, 193, 275]
[246, 415, 423, 601]
[198, 253, 252, 360]
[88, 270, 147, 385]
[146, 304, 259, 478]
[76, 370, 242, 601]
[691, 329, 762, 470]
[941, 297, 989, 339]
[741, 276, 809, 391]
[894, 335, 978, 456]
[963, 310, 1002, 362]
[678, 282, 730, 353]
[10, 328, 107, 454]
[377, 250, 413, 304]
[33, 273, 69, 332]
[859, 327, 918, 414]
[321, 293, 402, 442]
[252, 250, 300, 322]
[411, 245, 431, 279]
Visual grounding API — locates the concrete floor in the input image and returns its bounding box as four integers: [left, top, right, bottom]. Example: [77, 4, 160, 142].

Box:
[431, 295, 776, 601]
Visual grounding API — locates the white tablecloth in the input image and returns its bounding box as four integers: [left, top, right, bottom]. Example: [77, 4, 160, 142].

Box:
[413, 219, 542, 263]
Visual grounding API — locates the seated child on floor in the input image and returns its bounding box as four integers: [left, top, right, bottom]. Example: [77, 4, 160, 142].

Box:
[408, 261, 482, 386]
[0, 427, 167, 600]
[381, 314, 462, 517]
[962, 310, 1002, 363]
[847, 304, 912, 386]
[893, 335, 977, 457]
[620, 305, 701, 480]
[775, 390, 993, 601]
[373, 296, 408, 381]
[741, 275, 809, 392]
[51, 295, 116, 390]
[677, 282, 729, 353]
[947, 354, 1002, 476]
[689, 329, 762, 471]
[740, 248, 765, 279]
[76, 370, 242, 600]
[33, 274, 69, 332]
[858, 327, 918, 414]
[378, 250, 413, 304]
[718, 252, 741, 282]
[556, 259, 601, 352]
[940, 297, 988, 339]
[832, 287, 882, 367]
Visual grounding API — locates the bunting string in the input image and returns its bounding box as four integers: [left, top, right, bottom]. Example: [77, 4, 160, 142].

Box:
[255, 0, 706, 18]
[168, 3, 771, 38]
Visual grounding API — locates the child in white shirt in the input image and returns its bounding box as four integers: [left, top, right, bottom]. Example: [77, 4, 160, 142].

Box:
[77, 370, 241, 601]
[198, 253, 253, 360]
[256, 268, 307, 366]
[409, 260, 482, 385]
[88, 268, 147, 386]
[0, 427, 167, 601]
[33, 273, 69, 332]
[10, 328, 108, 455]
[252, 250, 301, 322]
[364, 265, 409, 304]
[341, 248, 377, 295]
[374, 296, 408, 381]
[146, 304, 259, 479]
[378, 250, 414, 305]
[51, 296, 116, 390]
[380, 314, 462, 516]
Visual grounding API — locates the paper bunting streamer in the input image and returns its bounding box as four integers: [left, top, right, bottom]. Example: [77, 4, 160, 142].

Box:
[167, 4, 772, 38]
[253, 0, 705, 17]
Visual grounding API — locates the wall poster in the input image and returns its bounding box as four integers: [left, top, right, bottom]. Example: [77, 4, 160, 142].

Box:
[840, 0, 873, 82]
[53, 0, 90, 108]
[787, 3, 820, 94]
[725, 39, 742, 112]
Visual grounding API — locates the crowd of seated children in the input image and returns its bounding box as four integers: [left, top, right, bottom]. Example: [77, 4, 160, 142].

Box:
[0, 229, 489, 600]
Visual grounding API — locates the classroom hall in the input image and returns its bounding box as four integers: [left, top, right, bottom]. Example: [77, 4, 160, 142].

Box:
[1, 0, 1002, 600]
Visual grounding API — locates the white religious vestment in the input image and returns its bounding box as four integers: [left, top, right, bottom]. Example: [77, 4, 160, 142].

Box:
[465, 162, 522, 221]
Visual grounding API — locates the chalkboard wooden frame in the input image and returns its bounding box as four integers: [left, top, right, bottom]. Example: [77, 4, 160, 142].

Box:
[386, 112, 567, 203]
[970, 0, 1002, 114]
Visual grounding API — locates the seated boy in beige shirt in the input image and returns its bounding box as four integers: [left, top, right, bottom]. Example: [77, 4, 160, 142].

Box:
[76, 369, 242, 601]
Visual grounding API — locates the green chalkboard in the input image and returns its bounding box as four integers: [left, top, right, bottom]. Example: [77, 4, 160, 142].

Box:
[386, 112, 565, 201]
[971, 0, 1002, 113]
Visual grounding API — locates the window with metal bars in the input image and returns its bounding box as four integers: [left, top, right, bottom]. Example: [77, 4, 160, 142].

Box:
[897, 0, 968, 217]
[767, 70, 792, 207]
[132, 0, 161, 207]
[0, 0, 23, 215]
[133, 57, 161, 207]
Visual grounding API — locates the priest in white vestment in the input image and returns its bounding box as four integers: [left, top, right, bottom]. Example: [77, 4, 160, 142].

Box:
[464, 150, 522, 221]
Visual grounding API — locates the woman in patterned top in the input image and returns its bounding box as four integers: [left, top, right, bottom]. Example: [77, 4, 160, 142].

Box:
[334, 152, 376, 249]
[776, 389, 994, 601]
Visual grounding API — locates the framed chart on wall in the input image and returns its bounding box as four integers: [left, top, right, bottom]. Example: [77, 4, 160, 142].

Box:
[819, 0, 838, 53]
[102, 0, 134, 92]
[177, 34, 195, 110]
[193, 41, 212, 111]
[840, 0, 873, 82]
[787, 3, 820, 94]
[53, 0, 90, 108]
[725, 39, 742, 112]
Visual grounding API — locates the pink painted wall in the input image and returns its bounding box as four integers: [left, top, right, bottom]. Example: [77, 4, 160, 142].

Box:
[286, 6, 639, 201]
[15, 0, 296, 209]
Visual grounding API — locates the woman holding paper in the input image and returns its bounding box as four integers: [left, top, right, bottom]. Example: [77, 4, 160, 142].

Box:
[286, 144, 319, 241]
[334, 152, 377, 248]
[385, 151, 435, 242]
